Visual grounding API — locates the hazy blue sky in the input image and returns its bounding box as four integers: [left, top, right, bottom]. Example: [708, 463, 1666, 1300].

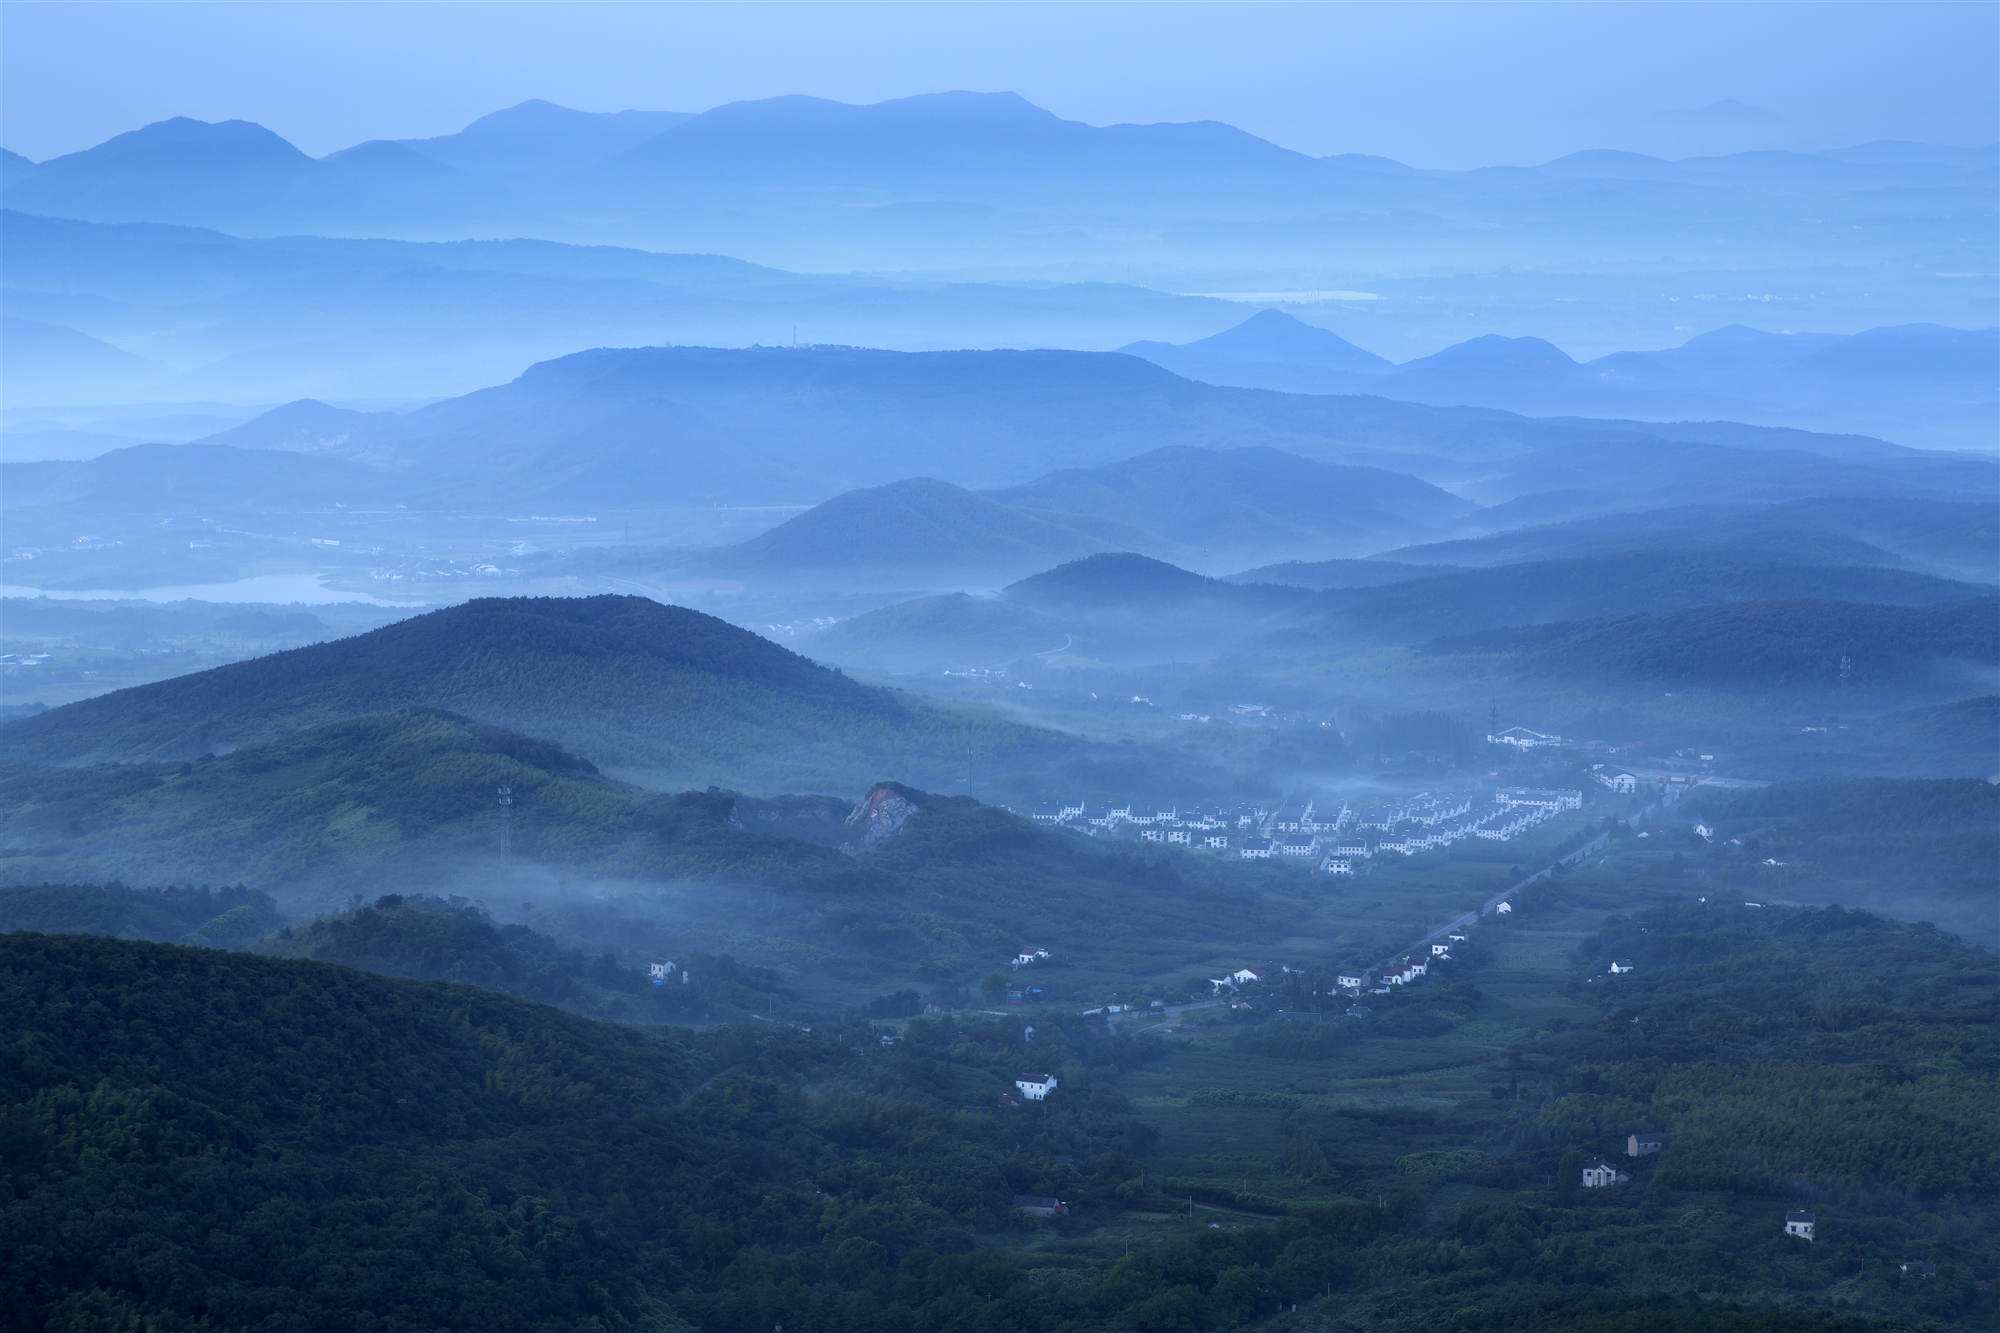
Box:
[4, 2, 1995, 166]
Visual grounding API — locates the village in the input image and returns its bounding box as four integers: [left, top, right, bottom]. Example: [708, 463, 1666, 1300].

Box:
[1024, 785, 1587, 877]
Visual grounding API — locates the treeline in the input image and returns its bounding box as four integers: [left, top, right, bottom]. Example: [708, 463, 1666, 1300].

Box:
[0, 880, 281, 947]
[260, 894, 793, 1024]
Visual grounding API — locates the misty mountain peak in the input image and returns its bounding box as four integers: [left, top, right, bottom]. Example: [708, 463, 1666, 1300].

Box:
[55, 116, 311, 167]
[1408, 333, 1578, 373]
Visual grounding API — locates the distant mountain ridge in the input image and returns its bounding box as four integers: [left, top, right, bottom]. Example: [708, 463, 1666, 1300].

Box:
[50, 341, 1962, 513]
[1123, 310, 2000, 452]
[689, 446, 1473, 582]
[1381, 496, 2000, 583]
[6, 94, 1991, 327]
[799, 549, 1993, 674]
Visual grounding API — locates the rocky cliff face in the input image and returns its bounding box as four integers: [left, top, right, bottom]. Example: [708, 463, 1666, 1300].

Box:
[841, 783, 919, 852]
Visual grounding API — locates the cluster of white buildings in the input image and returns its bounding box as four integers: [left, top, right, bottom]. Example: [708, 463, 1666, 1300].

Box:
[1333, 932, 1468, 997]
[1029, 798, 1277, 851]
[1487, 726, 1564, 750]
[1027, 786, 1585, 870]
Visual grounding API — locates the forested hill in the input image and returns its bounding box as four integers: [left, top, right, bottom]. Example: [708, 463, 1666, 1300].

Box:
[0, 594, 1136, 795]
[1301, 554, 1990, 645]
[1680, 778, 2000, 944]
[1426, 596, 2000, 688]
[1555, 903, 1999, 1199]
[0, 931, 1269, 1331]
[0, 710, 873, 899]
[258, 894, 791, 1024]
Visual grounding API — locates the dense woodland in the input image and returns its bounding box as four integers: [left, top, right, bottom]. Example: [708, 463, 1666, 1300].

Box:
[3, 887, 1993, 1329]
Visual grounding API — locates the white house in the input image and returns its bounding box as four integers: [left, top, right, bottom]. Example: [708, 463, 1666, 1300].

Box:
[1239, 840, 1277, 860]
[1786, 1209, 1816, 1242]
[1231, 968, 1261, 986]
[1608, 959, 1635, 975]
[1335, 969, 1367, 990]
[1494, 901, 1514, 915]
[1015, 1073, 1059, 1101]
[1489, 726, 1562, 750]
[1430, 943, 1452, 958]
[1595, 768, 1639, 794]
[1279, 835, 1319, 857]
[1202, 833, 1230, 850]
[1324, 858, 1354, 877]
[1582, 1161, 1628, 1188]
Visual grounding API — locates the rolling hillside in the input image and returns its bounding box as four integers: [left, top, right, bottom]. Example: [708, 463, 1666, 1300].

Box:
[1225, 557, 1464, 589]
[1384, 497, 2000, 583]
[0, 595, 1119, 795]
[708, 477, 1145, 580]
[1301, 554, 1991, 645]
[1426, 596, 2000, 688]
[804, 592, 1077, 671]
[692, 446, 1471, 581]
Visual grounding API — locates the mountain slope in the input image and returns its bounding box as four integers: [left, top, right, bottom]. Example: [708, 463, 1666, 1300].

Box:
[1302, 553, 1991, 645]
[803, 593, 1077, 671]
[10, 117, 313, 224]
[2, 441, 394, 511]
[712, 477, 1141, 578]
[695, 445, 1471, 581]
[0, 316, 154, 406]
[1385, 497, 2000, 582]
[1426, 597, 2000, 688]
[0, 595, 1203, 799]
[0, 710, 646, 893]
[1225, 557, 1462, 589]
[988, 444, 1470, 560]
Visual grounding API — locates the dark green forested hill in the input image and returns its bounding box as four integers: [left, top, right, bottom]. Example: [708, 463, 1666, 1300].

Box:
[0, 881, 282, 947]
[5, 902, 1986, 1330]
[0, 709, 886, 902]
[1426, 597, 2000, 689]
[0, 933, 1149, 1331]
[258, 893, 792, 1024]
[0, 738, 1320, 1003]
[0, 593, 1176, 796]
